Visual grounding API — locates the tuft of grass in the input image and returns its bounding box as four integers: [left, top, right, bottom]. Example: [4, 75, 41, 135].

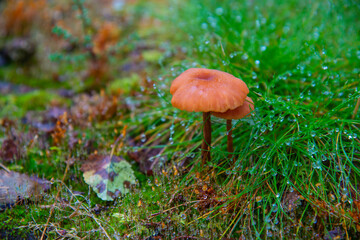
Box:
[123, 0, 360, 238]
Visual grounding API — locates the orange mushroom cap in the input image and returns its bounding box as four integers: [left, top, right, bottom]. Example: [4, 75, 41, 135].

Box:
[170, 68, 249, 113]
[212, 97, 254, 120]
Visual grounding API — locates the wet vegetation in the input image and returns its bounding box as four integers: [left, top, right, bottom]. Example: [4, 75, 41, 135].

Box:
[0, 0, 360, 239]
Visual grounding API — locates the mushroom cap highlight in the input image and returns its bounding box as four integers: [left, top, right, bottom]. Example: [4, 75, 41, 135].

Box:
[170, 68, 249, 113]
[212, 97, 254, 120]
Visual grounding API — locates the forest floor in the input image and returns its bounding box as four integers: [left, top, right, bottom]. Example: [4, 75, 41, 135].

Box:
[0, 0, 360, 239]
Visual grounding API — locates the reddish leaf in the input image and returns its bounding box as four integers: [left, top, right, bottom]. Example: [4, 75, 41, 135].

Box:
[0, 139, 20, 162]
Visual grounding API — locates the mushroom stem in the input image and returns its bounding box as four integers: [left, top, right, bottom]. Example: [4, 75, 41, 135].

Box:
[226, 120, 234, 158]
[201, 112, 211, 164]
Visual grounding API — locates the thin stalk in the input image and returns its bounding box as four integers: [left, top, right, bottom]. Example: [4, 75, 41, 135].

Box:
[352, 97, 360, 119]
[201, 112, 211, 164]
[227, 119, 234, 158]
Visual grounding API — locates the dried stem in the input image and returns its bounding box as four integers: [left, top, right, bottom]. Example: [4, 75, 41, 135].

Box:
[40, 159, 71, 240]
[0, 163, 10, 173]
[352, 97, 360, 119]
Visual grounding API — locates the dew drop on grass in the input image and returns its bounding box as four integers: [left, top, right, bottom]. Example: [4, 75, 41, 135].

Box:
[252, 72, 257, 79]
[141, 133, 146, 143]
[215, 7, 224, 15]
[261, 125, 267, 133]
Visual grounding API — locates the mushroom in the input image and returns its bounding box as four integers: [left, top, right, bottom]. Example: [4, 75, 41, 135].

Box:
[212, 97, 254, 158]
[170, 68, 249, 164]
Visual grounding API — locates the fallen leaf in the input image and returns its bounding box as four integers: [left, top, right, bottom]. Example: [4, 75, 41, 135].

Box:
[0, 139, 20, 162]
[282, 191, 301, 212]
[80, 154, 136, 201]
[127, 138, 163, 176]
[0, 170, 50, 209]
[324, 227, 345, 240]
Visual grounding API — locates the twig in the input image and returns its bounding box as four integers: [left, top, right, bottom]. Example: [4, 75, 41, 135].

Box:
[109, 134, 122, 160]
[149, 200, 202, 219]
[0, 163, 10, 173]
[173, 236, 203, 240]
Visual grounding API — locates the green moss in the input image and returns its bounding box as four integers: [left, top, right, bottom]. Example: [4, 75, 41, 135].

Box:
[107, 74, 141, 94]
[15, 90, 69, 111]
[142, 50, 163, 63]
[0, 90, 70, 118]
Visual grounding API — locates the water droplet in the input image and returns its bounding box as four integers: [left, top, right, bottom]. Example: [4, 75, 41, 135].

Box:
[215, 7, 224, 15]
[261, 125, 267, 133]
[141, 133, 146, 143]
